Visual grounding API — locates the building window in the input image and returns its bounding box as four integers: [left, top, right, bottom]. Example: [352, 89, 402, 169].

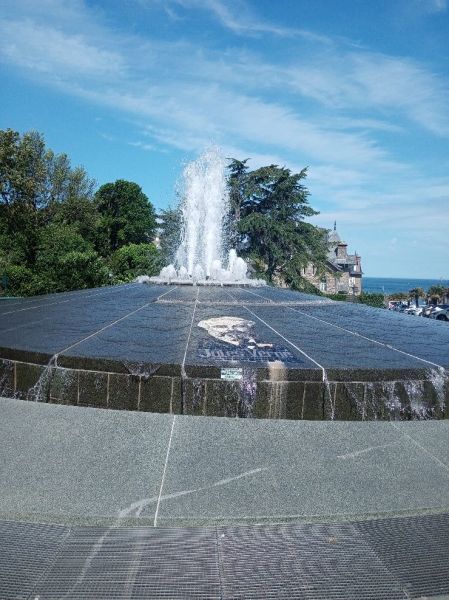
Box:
[319, 280, 327, 292]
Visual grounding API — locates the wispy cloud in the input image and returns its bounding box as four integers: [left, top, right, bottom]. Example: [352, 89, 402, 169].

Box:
[0, 19, 125, 77]
[157, 0, 331, 40]
[1, 0, 448, 276]
[418, 0, 447, 13]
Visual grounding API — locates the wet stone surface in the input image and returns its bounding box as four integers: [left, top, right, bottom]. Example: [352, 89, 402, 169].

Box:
[0, 283, 448, 420]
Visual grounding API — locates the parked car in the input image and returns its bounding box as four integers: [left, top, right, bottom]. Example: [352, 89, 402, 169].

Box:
[430, 305, 449, 320]
[393, 302, 409, 312]
[435, 307, 449, 321]
[422, 305, 436, 318]
[388, 301, 400, 310]
[405, 306, 423, 316]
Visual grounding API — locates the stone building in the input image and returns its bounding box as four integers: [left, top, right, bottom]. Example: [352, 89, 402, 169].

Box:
[302, 223, 362, 295]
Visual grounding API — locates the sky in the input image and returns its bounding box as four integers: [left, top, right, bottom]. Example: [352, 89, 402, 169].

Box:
[0, 0, 448, 278]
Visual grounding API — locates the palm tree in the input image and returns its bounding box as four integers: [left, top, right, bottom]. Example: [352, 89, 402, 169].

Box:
[427, 285, 445, 305]
[409, 287, 424, 308]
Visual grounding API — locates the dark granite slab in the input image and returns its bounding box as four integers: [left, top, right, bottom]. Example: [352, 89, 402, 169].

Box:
[295, 302, 449, 368]
[59, 302, 195, 375]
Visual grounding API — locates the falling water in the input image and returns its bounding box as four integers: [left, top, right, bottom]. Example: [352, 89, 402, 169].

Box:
[177, 147, 228, 277]
[149, 148, 265, 286]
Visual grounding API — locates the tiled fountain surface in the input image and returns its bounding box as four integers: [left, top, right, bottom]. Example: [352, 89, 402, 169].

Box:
[0, 282, 448, 420]
[0, 398, 449, 598]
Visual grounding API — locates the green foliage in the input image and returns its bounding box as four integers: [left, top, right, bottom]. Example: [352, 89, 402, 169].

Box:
[110, 243, 162, 282]
[409, 287, 425, 307]
[326, 293, 348, 301]
[52, 251, 109, 292]
[33, 224, 109, 293]
[227, 160, 328, 286]
[357, 292, 385, 308]
[427, 285, 445, 301]
[325, 292, 385, 307]
[95, 180, 157, 254]
[1, 264, 36, 296]
[158, 206, 182, 265]
[388, 291, 408, 300]
[0, 129, 160, 296]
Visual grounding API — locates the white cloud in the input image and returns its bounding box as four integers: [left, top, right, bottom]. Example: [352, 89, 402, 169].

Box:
[1, 0, 448, 276]
[0, 19, 125, 77]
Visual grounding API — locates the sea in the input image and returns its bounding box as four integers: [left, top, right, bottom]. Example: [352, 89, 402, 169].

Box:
[363, 277, 449, 295]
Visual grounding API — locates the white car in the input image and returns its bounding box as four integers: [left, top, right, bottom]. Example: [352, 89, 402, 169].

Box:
[405, 306, 423, 316]
[429, 305, 449, 321]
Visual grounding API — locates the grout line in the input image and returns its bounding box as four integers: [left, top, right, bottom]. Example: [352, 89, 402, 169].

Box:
[137, 377, 142, 411]
[286, 305, 445, 371]
[225, 288, 327, 379]
[0, 283, 137, 317]
[239, 286, 446, 372]
[57, 302, 153, 356]
[181, 287, 200, 377]
[155, 285, 179, 301]
[154, 415, 177, 527]
[390, 422, 449, 474]
[301, 383, 306, 420]
[226, 290, 327, 382]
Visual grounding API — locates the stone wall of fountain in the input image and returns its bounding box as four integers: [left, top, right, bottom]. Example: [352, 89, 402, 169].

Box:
[149, 148, 265, 286]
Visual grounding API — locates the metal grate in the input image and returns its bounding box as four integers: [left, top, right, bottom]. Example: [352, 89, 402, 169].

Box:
[356, 513, 449, 599]
[217, 523, 407, 599]
[0, 520, 69, 600]
[1, 515, 448, 599]
[33, 525, 221, 599]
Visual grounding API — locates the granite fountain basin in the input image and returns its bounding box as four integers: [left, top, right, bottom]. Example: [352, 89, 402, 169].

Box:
[0, 282, 448, 420]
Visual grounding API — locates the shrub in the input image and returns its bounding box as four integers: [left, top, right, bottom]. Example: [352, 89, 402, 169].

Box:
[357, 292, 385, 308]
[110, 243, 162, 282]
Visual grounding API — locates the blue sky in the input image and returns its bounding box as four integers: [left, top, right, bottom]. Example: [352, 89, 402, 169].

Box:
[1, 0, 448, 278]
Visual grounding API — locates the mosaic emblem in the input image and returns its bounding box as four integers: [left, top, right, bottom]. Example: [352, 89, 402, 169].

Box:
[197, 316, 297, 363]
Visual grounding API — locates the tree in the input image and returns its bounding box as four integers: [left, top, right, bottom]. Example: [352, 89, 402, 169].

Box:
[110, 243, 161, 282]
[427, 285, 445, 304]
[158, 206, 182, 265]
[95, 180, 157, 254]
[0, 129, 97, 266]
[227, 158, 250, 250]
[34, 224, 108, 293]
[409, 287, 424, 308]
[228, 162, 328, 285]
[0, 129, 48, 265]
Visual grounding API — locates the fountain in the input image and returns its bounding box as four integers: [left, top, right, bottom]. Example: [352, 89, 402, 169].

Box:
[0, 149, 448, 422]
[149, 148, 265, 286]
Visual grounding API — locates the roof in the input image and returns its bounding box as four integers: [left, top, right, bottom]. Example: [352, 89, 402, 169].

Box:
[327, 222, 346, 245]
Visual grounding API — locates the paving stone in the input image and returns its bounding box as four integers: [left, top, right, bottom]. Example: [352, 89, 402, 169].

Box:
[0, 398, 174, 524]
